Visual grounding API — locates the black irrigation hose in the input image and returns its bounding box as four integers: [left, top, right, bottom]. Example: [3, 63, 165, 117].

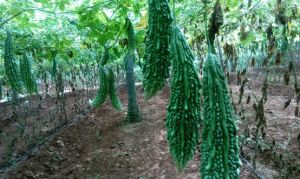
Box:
[0, 106, 92, 174]
[240, 155, 264, 179]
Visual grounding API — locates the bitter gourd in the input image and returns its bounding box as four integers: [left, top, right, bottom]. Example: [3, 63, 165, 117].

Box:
[108, 67, 123, 110]
[125, 17, 141, 122]
[20, 53, 38, 95]
[201, 53, 240, 179]
[92, 44, 122, 110]
[52, 58, 57, 78]
[142, 0, 173, 99]
[100, 47, 110, 66]
[4, 31, 22, 93]
[166, 26, 201, 171]
[0, 82, 2, 100]
[90, 66, 109, 107]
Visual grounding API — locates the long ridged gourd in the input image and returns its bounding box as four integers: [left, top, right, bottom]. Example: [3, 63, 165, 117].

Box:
[52, 58, 57, 78]
[108, 67, 123, 110]
[20, 53, 38, 95]
[0, 82, 2, 100]
[201, 53, 240, 179]
[124, 17, 141, 122]
[142, 0, 173, 99]
[4, 31, 22, 93]
[90, 66, 109, 107]
[100, 47, 110, 66]
[166, 26, 201, 171]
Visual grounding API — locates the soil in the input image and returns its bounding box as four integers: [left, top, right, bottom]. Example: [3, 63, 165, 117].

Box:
[0, 72, 299, 178]
[0, 89, 96, 168]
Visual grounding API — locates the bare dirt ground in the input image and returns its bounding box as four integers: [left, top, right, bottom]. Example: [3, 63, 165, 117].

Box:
[0, 89, 96, 167]
[0, 73, 299, 179]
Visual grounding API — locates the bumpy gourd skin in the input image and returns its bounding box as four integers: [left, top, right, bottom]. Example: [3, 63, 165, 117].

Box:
[166, 26, 201, 171]
[4, 31, 22, 93]
[100, 47, 110, 66]
[108, 67, 123, 110]
[201, 53, 240, 179]
[90, 66, 123, 110]
[90, 66, 109, 107]
[52, 58, 57, 78]
[142, 0, 173, 99]
[0, 83, 2, 100]
[20, 53, 38, 95]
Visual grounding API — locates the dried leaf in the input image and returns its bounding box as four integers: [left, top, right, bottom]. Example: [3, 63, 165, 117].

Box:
[295, 106, 299, 117]
[283, 99, 292, 110]
[284, 70, 290, 85]
[246, 95, 251, 104]
[275, 51, 281, 65]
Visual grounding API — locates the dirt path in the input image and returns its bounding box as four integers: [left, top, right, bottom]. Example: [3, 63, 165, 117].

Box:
[1, 87, 259, 179]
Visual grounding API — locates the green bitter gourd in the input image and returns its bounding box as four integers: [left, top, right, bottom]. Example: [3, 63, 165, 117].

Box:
[166, 26, 201, 171]
[201, 53, 240, 179]
[108, 67, 123, 110]
[100, 47, 110, 66]
[20, 53, 38, 95]
[52, 58, 57, 78]
[4, 31, 22, 93]
[91, 46, 123, 110]
[142, 0, 173, 99]
[90, 66, 109, 107]
[0, 81, 2, 100]
[124, 17, 141, 122]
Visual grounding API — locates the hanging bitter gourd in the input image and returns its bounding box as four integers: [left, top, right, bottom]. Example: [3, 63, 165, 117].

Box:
[108, 67, 123, 110]
[90, 66, 109, 107]
[0, 81, 2, 100]
[201, 53, 240, 179]
[20, 53, 38, 95]
[100, 47, 110, 66]
[52, 58, 57, 78]
[124, 17, 141, 122]
[4, 31, 22, 93]
[166, 26, 201, 171]
[142, 0, 173, 99]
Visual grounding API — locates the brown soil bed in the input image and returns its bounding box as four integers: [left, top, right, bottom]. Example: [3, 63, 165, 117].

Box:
[1, 86, 259, 179]
[0, 74, 299, 178]
[0, 89, 96, 167]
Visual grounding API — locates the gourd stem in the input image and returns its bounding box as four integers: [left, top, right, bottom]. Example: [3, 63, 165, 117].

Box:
[203, 0, 212, 53]
[173, 0, 177, 25]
